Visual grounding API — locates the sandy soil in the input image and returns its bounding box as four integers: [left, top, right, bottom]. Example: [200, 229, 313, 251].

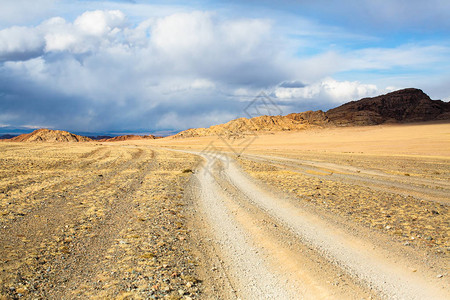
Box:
[151, 121, 450, 157]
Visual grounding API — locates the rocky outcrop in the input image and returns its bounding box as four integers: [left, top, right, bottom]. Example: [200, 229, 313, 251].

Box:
[326, 88, 450, 126]
[286, 110, 331, 126]
[11, 129, 92, 142]
[174, 114, 328, 138]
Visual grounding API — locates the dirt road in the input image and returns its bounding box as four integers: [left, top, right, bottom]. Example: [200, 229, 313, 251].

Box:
[190, 152, 449, 299]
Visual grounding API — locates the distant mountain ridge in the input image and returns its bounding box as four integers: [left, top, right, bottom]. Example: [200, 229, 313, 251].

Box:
[88, 135, 113, 141]
[99, 135, 160, 142]
[0, 134, 17, 140]
[174, 88, 450, 138]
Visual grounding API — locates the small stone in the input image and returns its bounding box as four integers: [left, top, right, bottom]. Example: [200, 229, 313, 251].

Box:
[178, 289, 185, 295]
[385, 225, 391, 230]
[437, 274, 443, 278]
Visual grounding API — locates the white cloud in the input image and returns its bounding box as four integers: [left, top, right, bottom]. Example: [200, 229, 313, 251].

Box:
[41, 11, 127, 53]
[148, 11, 279, 85]
[0, 26, 44, 61]
[74, 10, 126, 36]
[40, 17, 76, 52]
[274, 78, 378, 103]
[152, 11, 214, 57]
[0, 10, 130, 59]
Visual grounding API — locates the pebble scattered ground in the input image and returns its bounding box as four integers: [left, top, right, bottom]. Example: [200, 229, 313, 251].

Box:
[0, 143, 202, 299]
[237, 154, 449, 257]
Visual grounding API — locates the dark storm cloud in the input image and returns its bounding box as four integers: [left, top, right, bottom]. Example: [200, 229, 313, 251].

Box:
[0, 48, 45, 63]
[0, 10, 302, 132]
[279, 81, 306, 88]
[0, 69, 91, 128]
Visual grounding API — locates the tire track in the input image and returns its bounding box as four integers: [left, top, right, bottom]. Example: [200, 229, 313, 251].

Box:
[191, 151, 449, 299]
[241, 153, 450, 204]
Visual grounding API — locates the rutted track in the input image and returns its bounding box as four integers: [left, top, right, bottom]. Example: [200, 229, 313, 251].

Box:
[0, 144, 203, 299]
[190, 152, 449, 299]
[240, 153, 450, 204]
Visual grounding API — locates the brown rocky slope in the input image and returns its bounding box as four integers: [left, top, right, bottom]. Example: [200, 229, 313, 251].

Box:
[175, 110, 330, 138]
[174, 88, 450, 138]
[327, 88, 450, 126]
[11, 129, 92, 142]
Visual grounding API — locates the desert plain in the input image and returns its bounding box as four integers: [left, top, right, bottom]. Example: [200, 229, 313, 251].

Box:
[1, 121, 449, 299]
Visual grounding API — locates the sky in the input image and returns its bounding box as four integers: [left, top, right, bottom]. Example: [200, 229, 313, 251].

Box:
[1, 0, 449, 135]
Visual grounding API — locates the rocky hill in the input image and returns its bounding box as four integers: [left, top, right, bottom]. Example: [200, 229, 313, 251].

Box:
[175, 111, 330, 138]
[327, 88, 450, 126]
[174, 88, 450, 138]
[11, 129, 92, 142]
[99, 135, 160, 142]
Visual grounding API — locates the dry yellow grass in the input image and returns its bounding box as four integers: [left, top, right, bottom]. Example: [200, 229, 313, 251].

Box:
[236, 157, 449, 254]
[0, 143, 201, 299]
